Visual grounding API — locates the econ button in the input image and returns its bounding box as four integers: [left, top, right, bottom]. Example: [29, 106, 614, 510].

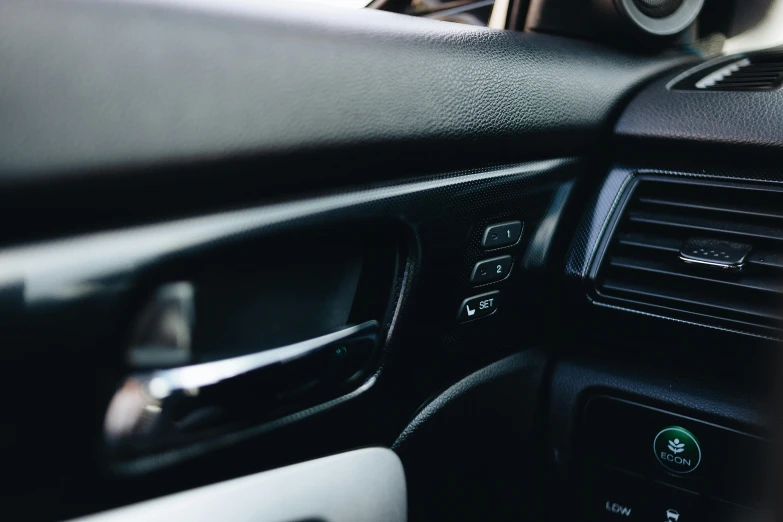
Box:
[457, 291, 500, 322]
[653, 426, 702, 474]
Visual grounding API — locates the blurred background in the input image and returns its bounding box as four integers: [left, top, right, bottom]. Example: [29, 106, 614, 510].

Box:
[289, 0, 512, 28]
[288, 0, 783, 51]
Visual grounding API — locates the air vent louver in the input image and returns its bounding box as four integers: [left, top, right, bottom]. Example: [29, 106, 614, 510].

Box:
[674, 50, 783, 91]
[595, 177, 783, 335]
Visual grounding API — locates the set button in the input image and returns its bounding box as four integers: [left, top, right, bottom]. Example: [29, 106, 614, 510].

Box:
[457, 291, 500, 322]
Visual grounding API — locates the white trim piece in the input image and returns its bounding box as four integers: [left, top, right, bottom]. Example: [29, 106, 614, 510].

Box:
[73, 448, 407, 522]
[488, 0, 510, 29]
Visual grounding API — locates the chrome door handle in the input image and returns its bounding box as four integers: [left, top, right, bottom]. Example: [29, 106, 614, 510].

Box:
[105, 320, 379, 456]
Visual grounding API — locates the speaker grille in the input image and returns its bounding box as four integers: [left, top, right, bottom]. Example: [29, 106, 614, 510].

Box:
[633, 0, 685, 18]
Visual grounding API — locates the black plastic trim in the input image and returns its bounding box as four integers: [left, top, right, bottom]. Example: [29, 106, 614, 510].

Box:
[571, 168, 783, 339]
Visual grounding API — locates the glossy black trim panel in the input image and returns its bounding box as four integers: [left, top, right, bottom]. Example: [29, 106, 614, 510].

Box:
[0, 159, 571, 313]
[0, 159, 581, 515]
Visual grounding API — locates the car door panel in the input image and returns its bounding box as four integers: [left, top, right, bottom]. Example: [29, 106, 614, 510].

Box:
[0, 0, 689, 179]
[0, 1, 716, 521]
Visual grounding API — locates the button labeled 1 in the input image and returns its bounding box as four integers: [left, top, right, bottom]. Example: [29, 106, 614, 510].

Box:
[471, 255, 513, 284]
[482, 221, 522, 249]
[457, 291, 500, 322]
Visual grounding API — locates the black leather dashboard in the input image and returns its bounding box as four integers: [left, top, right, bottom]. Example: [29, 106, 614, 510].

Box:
[2, 2, 747, 521]
[0, 0, 690, 181]
[616, 58, 783, 158]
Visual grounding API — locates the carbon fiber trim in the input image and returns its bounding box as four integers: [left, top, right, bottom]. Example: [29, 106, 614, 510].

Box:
[565, 167, 635, 280]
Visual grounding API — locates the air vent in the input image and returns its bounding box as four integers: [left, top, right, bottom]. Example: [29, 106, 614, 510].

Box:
[673, 50, 783, 91]
[594, 176, 783, 335]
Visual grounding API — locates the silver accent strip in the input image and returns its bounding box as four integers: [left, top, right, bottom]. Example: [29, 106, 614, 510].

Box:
[105, 321, 378, 451]
[116, 375, 379, 476]
[133, 321, 374, 400]
[678, 256, 745, 271]
[73, 448, 407, 522]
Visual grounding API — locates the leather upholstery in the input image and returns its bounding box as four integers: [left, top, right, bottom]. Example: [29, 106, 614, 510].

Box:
[0, 0, 689, 179]
[616, 61, 783, 156]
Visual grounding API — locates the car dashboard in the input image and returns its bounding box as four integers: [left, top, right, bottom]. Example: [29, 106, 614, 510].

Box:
[0, 1, 780, 521]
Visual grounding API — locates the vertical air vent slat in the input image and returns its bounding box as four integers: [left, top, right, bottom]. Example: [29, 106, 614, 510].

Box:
[595, 177, 783, 335]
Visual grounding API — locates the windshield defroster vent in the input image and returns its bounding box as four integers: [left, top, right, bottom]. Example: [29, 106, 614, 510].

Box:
[673, 50, 783, 91]
[593, 176, 783, 335]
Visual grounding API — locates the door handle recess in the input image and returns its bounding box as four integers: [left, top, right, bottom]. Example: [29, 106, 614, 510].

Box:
[105, 320, 379, 456]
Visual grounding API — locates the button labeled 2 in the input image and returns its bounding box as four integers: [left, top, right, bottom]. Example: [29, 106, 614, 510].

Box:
[471, 256, 513, 284]
[482, 221, 522, 249]
[457, 291, 500, 322]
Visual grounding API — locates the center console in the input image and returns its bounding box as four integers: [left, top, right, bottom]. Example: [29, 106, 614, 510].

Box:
[579, 397, 768, 521]
[545, 353, 773, 522]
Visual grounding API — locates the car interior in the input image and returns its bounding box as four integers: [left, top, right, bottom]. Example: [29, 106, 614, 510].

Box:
[3, 0, 783, 520]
